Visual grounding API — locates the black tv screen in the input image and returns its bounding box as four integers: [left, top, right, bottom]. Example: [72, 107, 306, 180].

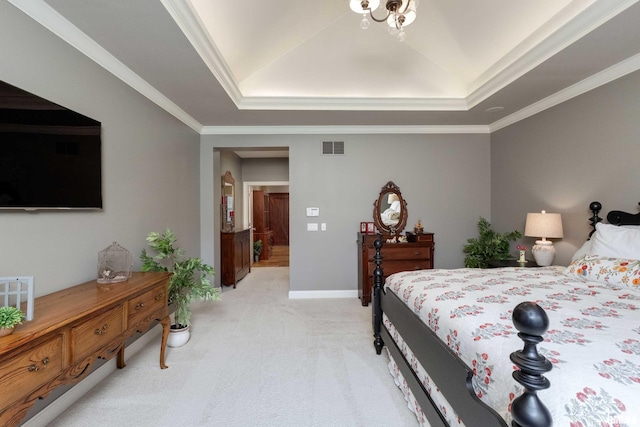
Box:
[0, 81, 102, 210]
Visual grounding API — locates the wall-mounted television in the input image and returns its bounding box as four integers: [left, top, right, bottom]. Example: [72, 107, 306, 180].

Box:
[0, 81, 102, 210]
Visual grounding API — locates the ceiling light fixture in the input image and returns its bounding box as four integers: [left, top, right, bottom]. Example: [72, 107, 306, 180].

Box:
[350, 0, 418, 42]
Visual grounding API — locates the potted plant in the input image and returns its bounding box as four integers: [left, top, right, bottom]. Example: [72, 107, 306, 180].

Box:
[463, 217, 522, 268]
[140, 229, 221, 347]
[253, 239, 263, 262]
[0, 306, 25, 337]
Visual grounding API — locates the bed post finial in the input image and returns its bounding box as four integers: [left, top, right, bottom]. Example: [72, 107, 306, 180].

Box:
[589, 201, 602, 238]
[510, 302, 552, 427]
[373, 237, 384, 355]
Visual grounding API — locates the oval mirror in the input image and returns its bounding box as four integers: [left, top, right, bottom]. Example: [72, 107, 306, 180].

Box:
[221, 171, 235, 232]
[373, 181, 407, 238]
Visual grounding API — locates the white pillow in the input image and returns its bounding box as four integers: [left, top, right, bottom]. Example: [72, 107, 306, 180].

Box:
[571, 240, 592, 262]
[590, 223, 640, 260]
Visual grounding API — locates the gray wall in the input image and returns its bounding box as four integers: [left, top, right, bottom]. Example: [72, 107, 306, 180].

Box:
[491, 69, 640, 266]
[242, 158, 289, 182]
[201, 134, 491, 292]
[0, 2, 201, 295]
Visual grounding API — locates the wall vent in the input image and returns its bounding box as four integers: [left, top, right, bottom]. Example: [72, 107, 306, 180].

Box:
[322, 141, 345, 155]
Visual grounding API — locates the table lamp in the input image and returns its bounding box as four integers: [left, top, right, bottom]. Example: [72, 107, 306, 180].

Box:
[524, 211, 563, 266]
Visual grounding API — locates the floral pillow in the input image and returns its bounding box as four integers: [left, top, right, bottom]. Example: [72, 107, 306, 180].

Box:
[564, 254, 640, 289]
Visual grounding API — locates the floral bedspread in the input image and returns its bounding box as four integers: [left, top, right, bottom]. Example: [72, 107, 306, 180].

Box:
[384, 266, 640, 427]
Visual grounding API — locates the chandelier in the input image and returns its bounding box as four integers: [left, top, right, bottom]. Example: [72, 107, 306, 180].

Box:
[350, 0, 418, 41]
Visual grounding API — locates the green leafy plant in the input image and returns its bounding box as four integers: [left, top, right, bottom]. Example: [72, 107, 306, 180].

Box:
[0, 306, 25, 329]
[253, 240, 263, 257]
[463, 217, 522, 268]
[141, 229, 220, 328]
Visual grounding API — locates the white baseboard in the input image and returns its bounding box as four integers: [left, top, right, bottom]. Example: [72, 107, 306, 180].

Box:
[23, 324, 162, 427]
[288, 290, 358, 299]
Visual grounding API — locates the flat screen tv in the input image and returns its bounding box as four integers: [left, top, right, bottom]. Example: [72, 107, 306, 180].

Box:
[0, 80, 102, 210]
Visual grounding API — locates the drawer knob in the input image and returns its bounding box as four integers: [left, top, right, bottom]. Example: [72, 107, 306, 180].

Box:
[135, 302, 145, 310]
[28, 356, 50, 372]
[94, 323, 109, 335]
[154, 293, 163, 301]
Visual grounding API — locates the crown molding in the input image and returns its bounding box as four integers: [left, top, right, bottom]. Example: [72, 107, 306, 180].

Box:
[467, 0, 640, 109]
[8, 0, 203, 133]
[160, 0, 242, 105]
[489, 51, 640, 133]
[201, 125, 490, 135]
[237, 96, 468, 111]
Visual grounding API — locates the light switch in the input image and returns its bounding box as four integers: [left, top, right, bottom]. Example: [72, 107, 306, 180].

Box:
[321, 223, 327, 231]
[307, 223, 319, 231]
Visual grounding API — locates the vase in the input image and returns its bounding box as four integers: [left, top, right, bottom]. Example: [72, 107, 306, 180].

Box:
[167, 325, 190, 348]
[0, 326, 15, 337]
[518, 250, 527, 263]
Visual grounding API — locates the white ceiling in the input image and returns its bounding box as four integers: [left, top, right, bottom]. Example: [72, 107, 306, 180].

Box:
[10, 0, 640, 133]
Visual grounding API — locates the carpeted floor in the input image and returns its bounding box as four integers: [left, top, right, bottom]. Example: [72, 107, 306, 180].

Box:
[48, 267, 419, 426]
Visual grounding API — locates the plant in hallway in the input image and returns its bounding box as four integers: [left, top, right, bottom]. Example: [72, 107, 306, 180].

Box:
[463, 217, 522, 268]
[141, 229, 220, 346]
[253, 239, 263, 262]
[0, 306, 25, 336]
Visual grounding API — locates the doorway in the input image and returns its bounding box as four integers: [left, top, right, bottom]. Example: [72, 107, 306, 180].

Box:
[244, 182, 290, 268]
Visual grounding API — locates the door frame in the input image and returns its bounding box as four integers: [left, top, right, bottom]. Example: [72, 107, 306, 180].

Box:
[243, 181, 289, 231]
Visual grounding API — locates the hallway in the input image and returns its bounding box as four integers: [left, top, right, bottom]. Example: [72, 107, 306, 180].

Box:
[253, 245, 289, 267]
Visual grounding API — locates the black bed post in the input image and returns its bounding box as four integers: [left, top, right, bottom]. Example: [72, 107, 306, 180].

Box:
[510, 302, 553, 427]
[589, 201, 602, 238]
[373, 237, 384, 355]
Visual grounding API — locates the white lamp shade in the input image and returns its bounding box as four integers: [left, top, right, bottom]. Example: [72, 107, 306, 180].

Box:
[524, 211, 563, 239]
[350, 0, 381, 13]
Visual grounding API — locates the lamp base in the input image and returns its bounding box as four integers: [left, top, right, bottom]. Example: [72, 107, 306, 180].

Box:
[532, 240, 555, 267]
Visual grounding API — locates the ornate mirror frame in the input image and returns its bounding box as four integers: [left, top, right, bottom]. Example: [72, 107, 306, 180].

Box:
[221, 171, 235, 232]
[373, 181, 408, 238]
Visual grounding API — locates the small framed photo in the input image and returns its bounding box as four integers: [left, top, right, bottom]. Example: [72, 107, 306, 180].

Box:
[366, 222, 375, 234]
[360, 222, 367, 233]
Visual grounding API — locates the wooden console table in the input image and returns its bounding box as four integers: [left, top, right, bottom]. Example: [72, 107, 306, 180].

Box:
[0, 272, 171, 426]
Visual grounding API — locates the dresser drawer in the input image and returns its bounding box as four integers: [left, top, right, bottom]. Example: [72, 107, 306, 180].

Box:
[127, 284, 167, 326]
[0, 335, 63, 412]
[72, 306, 123, 362]
[367, 245, 431, 261]
[368, 259, 431, 276]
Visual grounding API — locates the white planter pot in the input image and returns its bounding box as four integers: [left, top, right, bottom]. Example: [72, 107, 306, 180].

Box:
[167, 325, 190, 348]
[0, 326, 15, 337]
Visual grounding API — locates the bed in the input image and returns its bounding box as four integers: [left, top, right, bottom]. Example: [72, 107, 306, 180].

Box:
[373, 202, 640, 427]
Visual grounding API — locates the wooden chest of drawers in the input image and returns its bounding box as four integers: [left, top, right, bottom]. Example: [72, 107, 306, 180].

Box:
[357, 232, 434, 306]
[221, 229, 251, 288]
[0, 272, 171, 426]
[0, 335, 64, 415]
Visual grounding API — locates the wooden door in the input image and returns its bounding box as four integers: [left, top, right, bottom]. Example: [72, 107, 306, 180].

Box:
[269, 193, 289, 245]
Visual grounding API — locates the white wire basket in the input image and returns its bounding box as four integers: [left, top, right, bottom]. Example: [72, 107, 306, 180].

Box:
[97, 242, 132, 284]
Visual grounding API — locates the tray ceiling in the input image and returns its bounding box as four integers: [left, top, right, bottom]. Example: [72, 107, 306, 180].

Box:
[10, 0, 640, 131]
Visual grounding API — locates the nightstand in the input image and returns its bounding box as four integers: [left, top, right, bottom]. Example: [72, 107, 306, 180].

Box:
[486, 259, 540, 268]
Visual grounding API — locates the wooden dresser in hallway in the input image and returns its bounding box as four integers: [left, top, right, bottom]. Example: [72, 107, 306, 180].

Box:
[221, 229, 251, 288]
